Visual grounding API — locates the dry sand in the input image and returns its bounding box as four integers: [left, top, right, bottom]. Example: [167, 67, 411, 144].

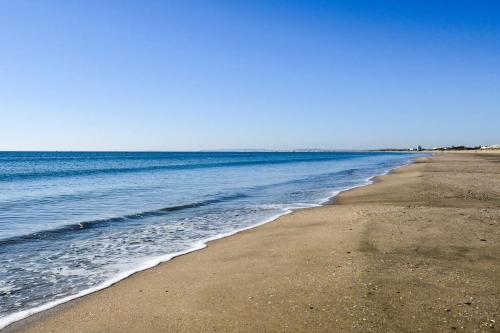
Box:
[6, 153, 500, 332]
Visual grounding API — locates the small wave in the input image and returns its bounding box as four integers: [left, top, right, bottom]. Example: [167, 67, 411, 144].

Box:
[0, 192, 248, 246]
[0, 154, 368, 182]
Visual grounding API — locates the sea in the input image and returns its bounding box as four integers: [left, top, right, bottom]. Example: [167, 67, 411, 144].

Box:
[0, 151, 421, 328]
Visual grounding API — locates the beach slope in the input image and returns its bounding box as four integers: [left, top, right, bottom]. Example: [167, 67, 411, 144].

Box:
[7, 153, 500, 332]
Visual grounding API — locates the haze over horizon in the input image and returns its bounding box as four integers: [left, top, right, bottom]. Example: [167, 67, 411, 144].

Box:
[1, 1, 499, 151]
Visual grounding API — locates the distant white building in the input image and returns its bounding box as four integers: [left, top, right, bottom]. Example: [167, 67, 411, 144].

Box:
[481, 144, 500, 150]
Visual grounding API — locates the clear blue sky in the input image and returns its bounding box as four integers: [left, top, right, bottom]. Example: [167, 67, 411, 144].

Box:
[1, 0, 499, 151]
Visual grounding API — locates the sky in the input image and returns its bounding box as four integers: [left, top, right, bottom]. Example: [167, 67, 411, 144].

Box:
[0, 0, 499, 151]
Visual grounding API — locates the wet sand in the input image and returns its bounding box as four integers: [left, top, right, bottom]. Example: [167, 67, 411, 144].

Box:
[6, 152, 500, 332]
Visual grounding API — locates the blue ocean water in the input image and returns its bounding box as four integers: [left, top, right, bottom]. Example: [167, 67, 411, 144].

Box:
[0, 151, 421, 326]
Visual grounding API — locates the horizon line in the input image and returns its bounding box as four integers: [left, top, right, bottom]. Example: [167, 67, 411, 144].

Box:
[0, 148, 409, 153]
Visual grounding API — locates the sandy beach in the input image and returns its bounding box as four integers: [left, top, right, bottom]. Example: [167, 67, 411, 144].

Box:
[6, 152, 499, 332]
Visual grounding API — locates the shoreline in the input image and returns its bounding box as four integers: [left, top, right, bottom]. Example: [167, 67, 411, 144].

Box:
[6, 152, 500, 332]
[0, 156, 420, 331]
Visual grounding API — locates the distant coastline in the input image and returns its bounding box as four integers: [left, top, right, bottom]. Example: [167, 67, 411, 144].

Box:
[373, 143, 500, 152]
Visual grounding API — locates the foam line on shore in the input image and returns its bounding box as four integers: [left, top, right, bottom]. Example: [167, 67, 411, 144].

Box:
[0, 157, 418, 331]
